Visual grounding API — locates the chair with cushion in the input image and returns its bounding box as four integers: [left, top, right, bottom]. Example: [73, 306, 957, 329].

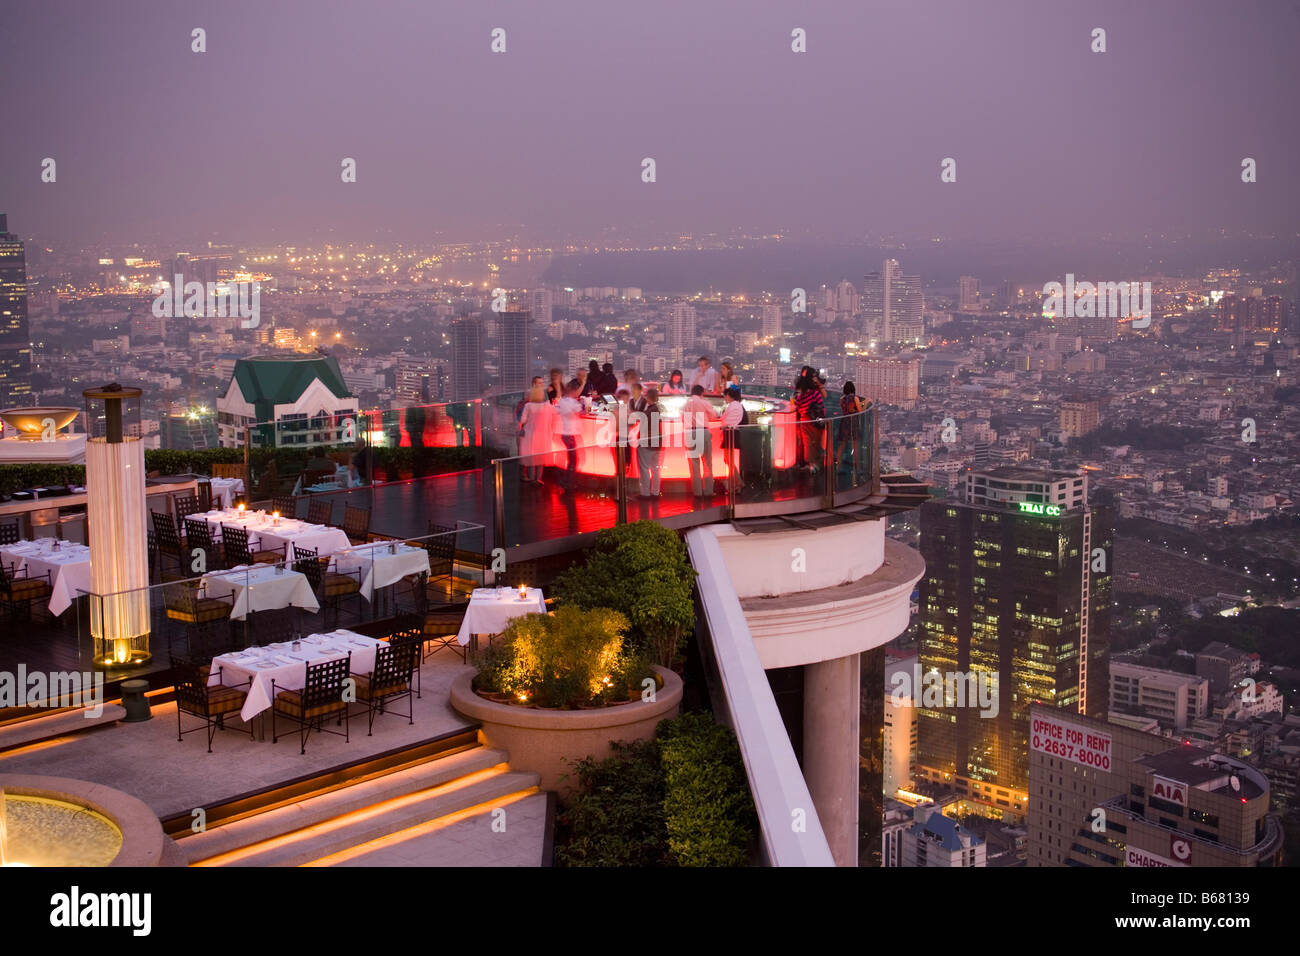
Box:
[185, 517, 222, 573]
[272, 654, 351, 754]
[420, 602, 468, 665]
[353, 641, 418, 734]
[246, 605, 302, 647]
[196, 481, 213, 513]
[221, 523, 284, 566]
[151, 510, 186, 576]
[173, 655, 252, 752]
[341, 504, 371, 544]
[0, 560, 53, 622]
[174, 494, 202, 531]
[306, 497, 333, 527]
[293, 544, 361, 628]
[386, 614, 429, 696]
[163, 577, 233, 627]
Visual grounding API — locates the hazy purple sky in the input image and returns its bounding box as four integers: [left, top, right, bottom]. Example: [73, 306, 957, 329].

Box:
[2, 0, 1298, 246]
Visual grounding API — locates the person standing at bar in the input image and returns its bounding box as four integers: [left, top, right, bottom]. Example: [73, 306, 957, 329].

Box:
[683, 384, 718, 498]
[690, 355, 720, 395]
[720, 384, 746, 487]
[636, 387, 664, 498]
[555, 379, 583, 494]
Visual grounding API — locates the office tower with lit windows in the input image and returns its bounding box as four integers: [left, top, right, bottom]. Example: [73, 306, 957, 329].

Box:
[450, 314, 484, 401]
[959, 275, 980, 312]
[0, 214, 33, 409]
[760, 303, 782, 340]
[915, 467, 1111, 817]
[495, 309, 533, 391]
[862, 258, 923, 345]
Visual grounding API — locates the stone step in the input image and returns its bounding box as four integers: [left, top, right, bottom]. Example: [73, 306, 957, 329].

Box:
[0, 704, 126, 754]
[304, 790, 550, 867]
[193, 765, 539, 867]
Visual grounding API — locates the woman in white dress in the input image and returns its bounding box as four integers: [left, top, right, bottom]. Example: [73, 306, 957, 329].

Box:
[518, 384, 557, 483]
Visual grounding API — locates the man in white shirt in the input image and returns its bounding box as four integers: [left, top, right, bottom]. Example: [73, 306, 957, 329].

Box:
[682, 385, 718, 498]
[690, 355, 720, 395]
[720, 385, 746, 487]
[555, 380, 583, 493]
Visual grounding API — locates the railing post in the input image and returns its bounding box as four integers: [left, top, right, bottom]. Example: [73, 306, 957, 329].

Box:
[822, 413, 835, 507]
[615, 438, 628, 525]
[871, 406, 881, 496]
[493, 458, 506, 551]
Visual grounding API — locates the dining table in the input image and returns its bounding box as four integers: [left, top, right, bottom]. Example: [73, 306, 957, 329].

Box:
[199, 563, 320, 620]
[456, 586, 547, 647]
[199, 508, 352, 558]
[207, 477, 245, 509]
[329, 540, 431, 601]
[0, 538, 93, 616]
[208, 628, 385, 725]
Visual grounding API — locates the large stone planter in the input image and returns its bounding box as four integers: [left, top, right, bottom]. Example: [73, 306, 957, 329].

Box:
[449, 666, 683, 794]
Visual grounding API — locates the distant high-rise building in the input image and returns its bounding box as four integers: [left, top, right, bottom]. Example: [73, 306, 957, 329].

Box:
[1218, 293, 1285, 333]
[884, 654, 919, 798]
[1059, 399, 1100, 439]
[395, 355, 432, 405]
[0, 214, 33, 409]
[760, 303, 782, 340]
[450, 315, 484, 401]
[916, 467, 1111, 816]
[495, 309, 533, 391]
[862, 259, 923, 344]
[855, 356, 920, 405]
[959, 276, 980, 312]
[530, 287, 553, 327]
[669, 302, 697, 349]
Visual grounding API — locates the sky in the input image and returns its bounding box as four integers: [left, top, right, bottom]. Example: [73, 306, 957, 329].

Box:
[2, 0, 1298, 247]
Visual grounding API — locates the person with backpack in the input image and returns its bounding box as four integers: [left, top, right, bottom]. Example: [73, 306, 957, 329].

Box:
[835, 380, 865, 479]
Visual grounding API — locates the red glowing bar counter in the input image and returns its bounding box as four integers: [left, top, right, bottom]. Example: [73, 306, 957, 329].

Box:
[521, 394, 797, 480]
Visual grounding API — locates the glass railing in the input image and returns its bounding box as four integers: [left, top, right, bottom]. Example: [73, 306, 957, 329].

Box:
[490, 391, 878, 546]
[71, 524, 487, 675]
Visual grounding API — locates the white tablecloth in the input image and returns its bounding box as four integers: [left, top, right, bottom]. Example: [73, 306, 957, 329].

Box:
[200, 563, 320, 620]
[329, 542, 431, 601]
[208, 629, 384, 721]
[200, 510, 352, 559]
[0, 540, 92, 616]
[456, 587, 546, 646]
[207, 477, 245, 509]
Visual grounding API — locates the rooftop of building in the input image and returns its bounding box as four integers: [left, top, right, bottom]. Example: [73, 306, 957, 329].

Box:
[1136, 747, 1266, 800]
[907, 811, 982, 851]
[217, 354, 353, 419]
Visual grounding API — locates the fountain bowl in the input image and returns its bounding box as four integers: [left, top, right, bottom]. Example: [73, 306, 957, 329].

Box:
[0, 774, 164, 867]
[0, 407, 81, 440]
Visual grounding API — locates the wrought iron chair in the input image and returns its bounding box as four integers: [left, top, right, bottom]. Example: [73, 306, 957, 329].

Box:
[0, 560, 53, 622]
[292, 544, 361, 628]
[196, 480, 213, 513]
[272, 654, 352, 754]
[173, 655, 252, 752]
[0, 521, 20, 546]
[185, 517, 222, 573]
[174, 494, 202, 531]
[220, 523, 284, 566]
[341, 504, 371, 544]
[386, 614, 429, 696]
[162, 577, 233, 627]
[352, 641, 418, 734]
[306, 497, 333, 527]
[272, 494, 298, 519]
[247, 605, 301, 647]
[151, 510, 186, 576]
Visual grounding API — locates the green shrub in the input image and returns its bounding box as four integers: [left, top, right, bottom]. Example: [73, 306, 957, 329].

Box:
[477, 605, 630, 708]
[0, 448, 247, 497]
[551, 521, 696, 668]
[658, 712, 756, 867]
[554, 712, 757, 867]
[555, 739, 668, 867]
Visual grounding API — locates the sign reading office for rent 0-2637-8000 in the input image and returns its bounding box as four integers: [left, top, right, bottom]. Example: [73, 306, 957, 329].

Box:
[1030, 712, 1112, 771]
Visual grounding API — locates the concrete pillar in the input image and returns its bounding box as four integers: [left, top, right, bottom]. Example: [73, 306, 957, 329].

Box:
[803, 653, 860, 866]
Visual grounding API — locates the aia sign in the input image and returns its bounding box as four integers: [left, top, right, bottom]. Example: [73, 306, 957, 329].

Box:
[1151, 774, 1186, 807]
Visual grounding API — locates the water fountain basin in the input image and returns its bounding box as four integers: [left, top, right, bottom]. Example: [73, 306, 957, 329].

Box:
[0, 774, 164, 867]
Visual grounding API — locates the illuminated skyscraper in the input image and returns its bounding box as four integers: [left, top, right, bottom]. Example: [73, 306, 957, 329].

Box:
[915, 467, 1111, 817]
[495, 309, 533, 391]
[450, 314, 484, 401]
[862, 258, 923, 344]
[669, 302, 697, 349]
[0, 214, 33, 409]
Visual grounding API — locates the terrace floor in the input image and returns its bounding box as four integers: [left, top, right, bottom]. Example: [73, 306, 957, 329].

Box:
[0, 648, 476, 820]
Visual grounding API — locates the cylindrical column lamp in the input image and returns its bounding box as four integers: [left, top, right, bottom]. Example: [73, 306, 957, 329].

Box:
[83, 384, 151, 668]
